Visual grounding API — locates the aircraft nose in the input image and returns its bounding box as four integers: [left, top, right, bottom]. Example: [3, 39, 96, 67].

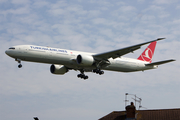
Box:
[5, 50, 9, 55]
[5, 49, 11, 56]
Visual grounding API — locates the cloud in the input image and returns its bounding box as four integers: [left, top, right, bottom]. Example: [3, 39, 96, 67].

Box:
[0, 6, 30, 15]
[0, 0, 6, 3]
[153, 0, 178, 4]
[120, 5, 137, 13]
[91, 18, 107, 25]
[142, 5, 170, 19]
[137, 0, 145, 3]
[33, 1, 49, 8]
[11, 0, 31, 5]
[176, 5, 180, 9]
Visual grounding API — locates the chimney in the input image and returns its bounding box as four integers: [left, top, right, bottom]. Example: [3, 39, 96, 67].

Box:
[125, 102, 136, 120]
[34, 117, 39, 120]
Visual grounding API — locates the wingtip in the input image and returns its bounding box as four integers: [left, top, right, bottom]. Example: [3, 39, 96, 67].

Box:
[171, 59, 176, 61]
[166, 59, 176, 63]
[157, 38, 166, 40]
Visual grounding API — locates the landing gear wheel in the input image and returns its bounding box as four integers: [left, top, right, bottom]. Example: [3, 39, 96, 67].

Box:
[77, 74, 81, 78]
[18, 64, 22, 68]
[77, 69, 89, 80]
[93, 69, 96, 73]
[96, 69, 100, 74]
[99, 71, 104, 75]
[84, 76, 88, 80]
[16, 59, 22, 68]
[92, 69, 104, 75]
[77, 74, 89, 80]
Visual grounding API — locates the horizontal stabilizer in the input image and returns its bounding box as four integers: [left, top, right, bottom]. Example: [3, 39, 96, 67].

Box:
[145, 59, 175, 66]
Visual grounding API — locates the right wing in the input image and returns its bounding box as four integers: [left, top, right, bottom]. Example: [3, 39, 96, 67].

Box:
[93, 38, 165, 60]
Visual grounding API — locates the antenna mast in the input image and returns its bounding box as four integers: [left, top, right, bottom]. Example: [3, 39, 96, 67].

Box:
[125, 93, 143, 110]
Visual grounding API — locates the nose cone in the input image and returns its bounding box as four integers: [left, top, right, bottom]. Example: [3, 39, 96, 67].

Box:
[5, 47, 16, 57]
[5, 49, 12, 57]
[5, 50, 9, 55]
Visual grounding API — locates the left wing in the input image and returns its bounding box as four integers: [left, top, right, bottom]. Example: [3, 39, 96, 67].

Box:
[93, 38, 165, 60]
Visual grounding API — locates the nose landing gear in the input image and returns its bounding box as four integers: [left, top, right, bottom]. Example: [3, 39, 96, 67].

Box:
[18, 64, 22, 68]
[16, 58, 22, 68]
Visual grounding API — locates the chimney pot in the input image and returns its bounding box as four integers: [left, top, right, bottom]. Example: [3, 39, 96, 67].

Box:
[125, 102, 136, 119]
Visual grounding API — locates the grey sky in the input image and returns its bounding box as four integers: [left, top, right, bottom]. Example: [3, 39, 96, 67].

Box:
[0, 0, 179, 120]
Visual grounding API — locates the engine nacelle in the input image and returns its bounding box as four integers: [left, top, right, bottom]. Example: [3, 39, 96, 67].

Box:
[76, 54, 94, 66]
[50, 64, 68, 75]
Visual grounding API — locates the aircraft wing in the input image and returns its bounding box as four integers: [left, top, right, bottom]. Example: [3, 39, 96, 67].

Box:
[145, 59, 175, 66]
[93, 38, 165, 60]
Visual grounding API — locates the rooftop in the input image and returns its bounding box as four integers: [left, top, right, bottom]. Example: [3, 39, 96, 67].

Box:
[99, 108, 180, 120]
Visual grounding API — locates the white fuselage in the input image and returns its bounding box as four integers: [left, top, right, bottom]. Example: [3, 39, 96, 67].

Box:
[5, 45, 157, 72]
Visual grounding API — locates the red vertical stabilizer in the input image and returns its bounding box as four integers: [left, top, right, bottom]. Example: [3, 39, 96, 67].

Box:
[137, 41, 157, 63]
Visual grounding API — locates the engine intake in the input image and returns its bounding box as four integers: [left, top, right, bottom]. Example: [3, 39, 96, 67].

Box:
[77, 54, 94, 66]
[50, 64, 68, 75]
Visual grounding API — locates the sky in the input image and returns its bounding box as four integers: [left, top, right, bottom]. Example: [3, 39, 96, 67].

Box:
[0, 0, 180, 120]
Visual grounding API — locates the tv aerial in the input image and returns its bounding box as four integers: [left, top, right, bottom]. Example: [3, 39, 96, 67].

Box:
[125, 93, 146, 110]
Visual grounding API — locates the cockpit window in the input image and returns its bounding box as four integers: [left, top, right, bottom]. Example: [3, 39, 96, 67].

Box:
[9, 47, 15, 50]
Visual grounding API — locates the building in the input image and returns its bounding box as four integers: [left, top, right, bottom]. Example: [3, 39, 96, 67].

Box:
[99, 103, 180, 120]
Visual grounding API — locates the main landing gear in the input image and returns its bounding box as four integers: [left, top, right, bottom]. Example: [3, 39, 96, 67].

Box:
[92, 69, 104, 75]
[77, 70, 88, 80]
[77, 74, 88, 80]
[15, 58, 22, 68]
[77, 69, 104, 80]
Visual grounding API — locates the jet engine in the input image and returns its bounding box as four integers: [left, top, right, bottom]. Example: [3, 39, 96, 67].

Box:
[50, 64, 68, 75]
[76, 54, 94, 66]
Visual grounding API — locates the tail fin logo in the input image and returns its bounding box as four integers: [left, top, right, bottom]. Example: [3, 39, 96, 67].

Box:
[137, 41, 156, 63]
[141, 48, 153, 62]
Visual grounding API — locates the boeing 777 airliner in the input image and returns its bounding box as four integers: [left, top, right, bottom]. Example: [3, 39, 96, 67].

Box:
[5, 38, 175, 79]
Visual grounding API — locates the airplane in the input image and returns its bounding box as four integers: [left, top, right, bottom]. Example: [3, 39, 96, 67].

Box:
[5, 38, 175, 80]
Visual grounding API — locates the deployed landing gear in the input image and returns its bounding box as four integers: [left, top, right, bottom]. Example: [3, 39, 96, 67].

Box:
[16, 58, 22, 68]
[77, 69, 104, 80]
[77, 70, 88, 80]
[77, 74, 88, 79]
[92, 69, 104, 75]
[18, 64, 22, 68]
